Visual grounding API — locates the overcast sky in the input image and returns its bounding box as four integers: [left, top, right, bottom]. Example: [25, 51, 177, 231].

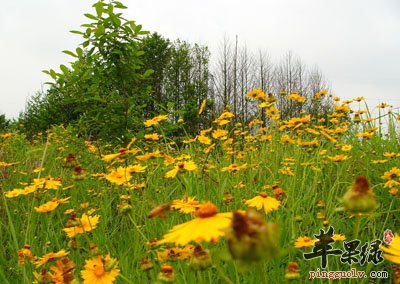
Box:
[1, 0, 399, 118]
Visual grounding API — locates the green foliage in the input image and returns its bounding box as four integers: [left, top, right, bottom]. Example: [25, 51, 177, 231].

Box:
[0, 114, 9, 131]
[23, 0, 151, 143]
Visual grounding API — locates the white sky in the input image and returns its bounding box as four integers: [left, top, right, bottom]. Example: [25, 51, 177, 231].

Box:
[1, 0, 400, 118]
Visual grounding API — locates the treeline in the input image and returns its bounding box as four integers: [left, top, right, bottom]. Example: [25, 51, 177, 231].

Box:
[11, 0, 332, 142]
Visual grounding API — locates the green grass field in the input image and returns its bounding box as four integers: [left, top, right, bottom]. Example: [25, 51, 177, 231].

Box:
[1, 93, 400, 283]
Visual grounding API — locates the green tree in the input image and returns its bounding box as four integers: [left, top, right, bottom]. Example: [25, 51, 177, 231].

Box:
[0, 113, 9, 131]
[23, 0, 151, 143]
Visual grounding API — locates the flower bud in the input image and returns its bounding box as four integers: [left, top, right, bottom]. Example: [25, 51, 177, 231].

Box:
[285, 262, 300, 280]
[188, 245, 212, 271]
[342, 176, 378, 215]
[158, 264, 175, 283]
[226, 210, 279, 267]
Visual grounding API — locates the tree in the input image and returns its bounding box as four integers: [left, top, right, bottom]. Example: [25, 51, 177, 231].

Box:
[0, 113, 9, 131]
[23, 0, 152, 143]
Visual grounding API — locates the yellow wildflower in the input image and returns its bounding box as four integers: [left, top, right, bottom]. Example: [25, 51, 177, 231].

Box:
[81, 254, 119, 284]
[158, 202, 233, 245]
[245, 192, 281, 214]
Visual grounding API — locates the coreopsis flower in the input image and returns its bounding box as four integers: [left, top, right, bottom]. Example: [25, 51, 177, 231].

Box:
[34, 197, 70, 213]
[246, 89, 266, 100]
[327, 154, 349, 162]
[214, 111, 234, 125]
[157, 245, 195, 261]
[212, 129, 229, 139]
[342, 176, 378, 215]
[226, 210, 280, 265]
[313, 90, 328, 100]
[126, 164, 147, 173]
[0, 161, 18, 167]
[5, 185, 37, 198]
[144, 133, 161, 140]
[356, 131, 374, 139]
[144, 114, 169, 127]
[380, 233, 400, 265]
[34, 250, 69, 268]
[279, 166, 295, 176]
[165, 161, 197, 178]
[197, 135, 211, 145]
[17, 245, 34, 265]
[104, 167, 132, 185]
[81, 254, 119, 284]
[63, 214, 100, 238]
[245, 192, 280, 214]
[171, 197, 200, 214]
[199, 99, 207, 115]
[33, 176, 62, 190]
[371, 159, 388, 164]
[341, 144, 353, 152]
[221, 163, 247, 173]
[287, 92, 306, 103]
[383, 152, 399, 158]
[332, 234, 346, 241]
[158, 202, 233, 245]
[47, 258, 76, 284]
[294, 236, 316, 248]
[284, 115, 311, 129]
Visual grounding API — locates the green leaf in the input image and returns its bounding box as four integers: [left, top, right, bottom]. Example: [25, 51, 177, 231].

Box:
[59, 64, 69, 75]
[76, 47, 83, 58]
[114, 1, 128, 9]
[84, 13, 98, 20]
[69, 30, 84, 35]
[93, 2, 103, 17]
[143, 69, 154, 78]
[62, 50, 77, 58]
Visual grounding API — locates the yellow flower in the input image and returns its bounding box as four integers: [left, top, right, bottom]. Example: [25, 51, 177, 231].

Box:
[199, 99, 207, 115]
[245, 192, 281, 214]
[171, 197, 200, 214]
[332, 234, 346, 241]
[157, 245, 195, 261]
[34, 250, 69, 268]
[0, 161, 18, 167]
[104, 167, 132, 185]
[246, 89, 266, 100]
[294, 236, 316, 248]
[380, 233, 400, 264]
[381, 167, 400, 180]
[341, 144, 353, 152]
[214, 112, 234, 125]
[383, 152, 398, 158]
[81, 254, 119, 284]
[34, 197, 70, 213]
[356, 131, 374, 139]
[165, 161, 197, 178]
[195, 135, 211, 145]
[221, 163, 247, 173]
[287, 92, 306, 103]
[327, 154, 349, 162]
[144, 133, 161, 140]
[126, 164, 147, 173]
[371, 159, 388, 164]
[63, 214, 100, 238]
[212, 129, 228, 139]
[144, 115, 169, 127]
[158, 202, 233, 245]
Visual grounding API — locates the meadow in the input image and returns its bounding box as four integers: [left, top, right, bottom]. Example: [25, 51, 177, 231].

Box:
[1, 91, 400, 283]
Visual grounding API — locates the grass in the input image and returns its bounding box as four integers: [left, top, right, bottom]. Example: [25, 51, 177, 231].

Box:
[0, 95, 399, 283]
